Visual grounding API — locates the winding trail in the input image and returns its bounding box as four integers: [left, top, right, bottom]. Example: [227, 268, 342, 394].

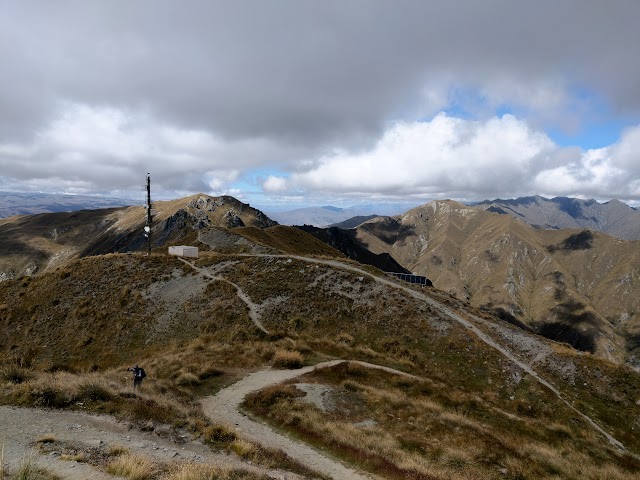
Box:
[178, 258, 269, 334]
[183, 254, 625, 451]
[201, 360, 415, 480]
[264, 255, 626, 449]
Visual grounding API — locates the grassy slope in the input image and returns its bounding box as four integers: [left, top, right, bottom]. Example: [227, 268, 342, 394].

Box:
[1, 252, 640, 478]
[355, 201, 640, 363]
[235, 225, 345, 257]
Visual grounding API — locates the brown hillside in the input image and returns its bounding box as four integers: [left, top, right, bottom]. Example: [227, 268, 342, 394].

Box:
[0, 194, 290, 279]
[235, 225, 344, 257]
[355, 200, 640, 363]
[1, 252, 640, 478]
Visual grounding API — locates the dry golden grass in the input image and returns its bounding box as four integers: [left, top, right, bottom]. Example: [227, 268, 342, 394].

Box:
[59, 452, 86, 462]
[108, 445, 130, 456]
[230, 439, 255, 459]
[202, 424, 237, 444]
[245, 362, 640, 480]
[271, 349, 304, 369]
[10, 450, 61, 480]
[1, 368, 208, 435]
[234, 225, 343, 257]
[106, 453, 158, 480]
[161, 462, 269, 480]
[2, 252, 640, 478]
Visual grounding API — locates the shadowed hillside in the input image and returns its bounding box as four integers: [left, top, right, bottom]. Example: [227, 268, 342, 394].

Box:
[296, 225, 410, 273]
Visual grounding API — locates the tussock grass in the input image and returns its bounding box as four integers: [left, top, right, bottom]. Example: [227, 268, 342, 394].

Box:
[2, 369, 207, 435]
[1, 366, 31, 384]
[161, 462, 269, 480]
[228, 439, 325, 478]
[203, 425, 237, 445]
[271, 350, 304, 369]
[108, 445, 129, 456]
[59, 452, 87, 462]
[2, 252, 640, 478]
[230, 439, 255, 458]
[245, 362, 640, 480]
[106, 453, 158, 480]
[77, 379, 113, 401]
[12, 450, 61, 480]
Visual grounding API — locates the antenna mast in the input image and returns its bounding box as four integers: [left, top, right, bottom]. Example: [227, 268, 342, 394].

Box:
[144, 173, 152, 255]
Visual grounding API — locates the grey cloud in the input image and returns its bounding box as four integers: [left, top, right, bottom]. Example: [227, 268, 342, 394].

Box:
[1, 1, 640, 198]
[4, 1, 639, 145]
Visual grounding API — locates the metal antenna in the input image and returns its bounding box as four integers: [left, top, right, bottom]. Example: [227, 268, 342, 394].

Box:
[144, 173, 152, 255]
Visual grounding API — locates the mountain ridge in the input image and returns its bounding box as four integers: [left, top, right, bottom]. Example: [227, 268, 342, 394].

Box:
[0, 193, 285, 280]
[0, 191, 136, 218]
[353, 199, 640, 364]
[471, 195, 640, 240]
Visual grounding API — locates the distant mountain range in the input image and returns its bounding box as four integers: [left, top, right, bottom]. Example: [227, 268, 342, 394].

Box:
[269, 196, 640, 241]
[266, 203, 417, 227]
[0, 191, 136, 218]
[472, 195, 640, 240]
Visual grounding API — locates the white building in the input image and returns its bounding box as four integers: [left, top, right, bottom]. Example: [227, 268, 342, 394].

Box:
[168, 246, 199, 258]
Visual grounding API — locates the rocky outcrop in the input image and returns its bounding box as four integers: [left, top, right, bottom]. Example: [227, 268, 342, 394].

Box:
[255, 210, 278, 228]
[223, 209, 245, 228]
[187, 196, 224, 212]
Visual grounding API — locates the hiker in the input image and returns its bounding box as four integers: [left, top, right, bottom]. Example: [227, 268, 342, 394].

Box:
[127, 364, 146, 388]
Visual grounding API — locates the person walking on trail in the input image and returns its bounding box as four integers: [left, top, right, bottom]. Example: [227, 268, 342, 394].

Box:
[127, 364, 146, 388]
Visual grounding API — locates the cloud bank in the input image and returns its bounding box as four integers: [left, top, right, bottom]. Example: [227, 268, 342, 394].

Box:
[0, 1, 639, 204]
[269, 114, 640, 202]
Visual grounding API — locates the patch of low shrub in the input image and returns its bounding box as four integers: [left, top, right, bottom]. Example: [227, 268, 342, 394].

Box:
[28, 385, 71, 408]
[203, 424, 237, 444]
[77, 381, 113, 402]
[106, 453, 158, 480]
[175, 372, 200, 386]
[196, 366, 223, 380]
[272, 349, 303, 369]
[1, 366, 31, 384]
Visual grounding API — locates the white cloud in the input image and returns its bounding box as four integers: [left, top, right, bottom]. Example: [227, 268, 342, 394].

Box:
[534, 126, 640, 198]
[290, 114, 554, 198]
[610, 125, 640, 171]
[2, 101, 640, 205]
[277, 114, 640, 203]
[263, 175, 289, 193]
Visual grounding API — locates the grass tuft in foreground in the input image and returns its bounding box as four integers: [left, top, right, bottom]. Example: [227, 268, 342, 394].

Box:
[11, 450, 61, 480]
[106, 453, 158, 480]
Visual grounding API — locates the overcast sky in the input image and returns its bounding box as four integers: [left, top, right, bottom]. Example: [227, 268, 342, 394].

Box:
[1, 1, 640, 208]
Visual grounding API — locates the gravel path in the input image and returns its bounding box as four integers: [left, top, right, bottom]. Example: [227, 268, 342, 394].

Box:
[0, 405, 285, 479]
[201, 361, 392, 480]
[234, 254, 626, 450]
[2, 253, 626, 479]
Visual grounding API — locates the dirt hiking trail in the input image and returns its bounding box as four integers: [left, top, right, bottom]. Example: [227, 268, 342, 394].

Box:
[200, 360, 408, 480]
[0, 405, 299, 479]
[183, 254, 625, 451]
